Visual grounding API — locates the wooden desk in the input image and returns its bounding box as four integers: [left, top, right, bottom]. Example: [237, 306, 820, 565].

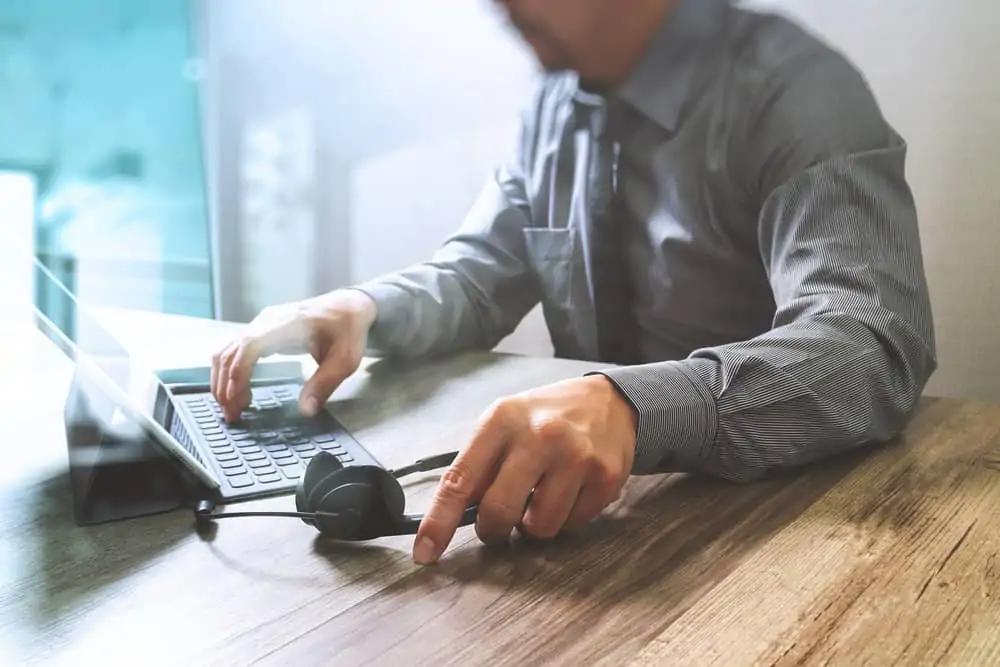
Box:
[3, 310, 999, 667]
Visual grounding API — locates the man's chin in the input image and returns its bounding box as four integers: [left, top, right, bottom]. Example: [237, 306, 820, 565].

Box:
[501, 19, 573, 72]
[534, 55, 571, 73]
[522, 39, 570, 72]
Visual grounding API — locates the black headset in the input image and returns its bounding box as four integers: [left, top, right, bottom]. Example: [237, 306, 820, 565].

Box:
[193, 450, 477, 540]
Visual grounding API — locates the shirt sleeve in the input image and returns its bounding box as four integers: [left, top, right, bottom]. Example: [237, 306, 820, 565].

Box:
[349, 86, 547, 359]
[597, 50, 938, 481]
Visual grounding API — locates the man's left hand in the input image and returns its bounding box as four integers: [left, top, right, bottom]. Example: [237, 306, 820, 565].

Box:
[412, 374, 638, 565]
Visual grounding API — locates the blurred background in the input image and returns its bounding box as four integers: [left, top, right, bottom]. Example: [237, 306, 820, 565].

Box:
[1, 0, 998, 400]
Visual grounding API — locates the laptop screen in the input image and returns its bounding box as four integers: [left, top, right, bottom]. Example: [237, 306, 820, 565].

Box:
[34, 261, 149, 403]
[31, 258, 174, 457]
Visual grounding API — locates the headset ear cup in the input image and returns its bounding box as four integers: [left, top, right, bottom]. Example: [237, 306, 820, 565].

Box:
[296, 451, 344, 524]
[312, 467, 386, 540]
[296, 455, 410, 540]
[370, 468, 406, 518]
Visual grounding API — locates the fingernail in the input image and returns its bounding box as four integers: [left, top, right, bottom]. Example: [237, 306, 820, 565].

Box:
[413, 537, 438, 565]
[301, 395, 319, 417]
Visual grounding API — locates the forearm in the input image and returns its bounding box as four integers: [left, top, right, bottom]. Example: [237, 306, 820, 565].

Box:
[351, 182, 539, 360]
[598, 303, 936, 481]
[352, 264, 526, 360]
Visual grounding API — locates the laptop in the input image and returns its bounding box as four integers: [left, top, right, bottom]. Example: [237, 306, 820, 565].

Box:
[32, 257, 382, 510]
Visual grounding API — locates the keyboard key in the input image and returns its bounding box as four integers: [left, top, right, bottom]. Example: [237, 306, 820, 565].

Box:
[337, 454, 354, 463]
[219, 459, 245, 469]
[235, 444, 262, 453]
[205, 433, 228, 442]
[243, 452, 267, 462]
[224, 465, 248, 476]
[291, 443, 316, 453]
[209, 444, 236, 455]
[255, 471, 282, 484]
[227, 474, 253, 489]
[318, 442, 344, 452]
[312, 434, 335, 444]
[299, 450, 317, 460]
[270, 450, 295, 460]
[275, 457, 299, 467]
[248, 459, 275, 470]
[231, 433, 254, 442]
[215, 452, 239, 462]
[281, 466, 303, 480]
[264, 444, 287, 453]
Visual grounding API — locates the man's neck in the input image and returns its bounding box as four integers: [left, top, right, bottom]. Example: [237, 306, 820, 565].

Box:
[576, 0, 679, 89]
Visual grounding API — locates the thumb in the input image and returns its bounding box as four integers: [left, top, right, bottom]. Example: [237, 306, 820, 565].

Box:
[299, 354, 354, 417]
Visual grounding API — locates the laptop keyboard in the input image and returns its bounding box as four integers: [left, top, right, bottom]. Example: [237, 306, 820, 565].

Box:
[176, 384, 365, 495]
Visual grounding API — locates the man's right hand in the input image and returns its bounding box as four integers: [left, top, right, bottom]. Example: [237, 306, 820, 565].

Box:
[210, 289, 378, 422]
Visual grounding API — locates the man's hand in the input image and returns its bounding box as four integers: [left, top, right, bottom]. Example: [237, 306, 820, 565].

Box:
[412, 374, 638, 564]
[210, 289, 377, 422]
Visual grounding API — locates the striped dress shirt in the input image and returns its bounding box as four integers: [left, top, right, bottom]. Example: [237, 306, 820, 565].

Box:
[353, 0, 938, 482]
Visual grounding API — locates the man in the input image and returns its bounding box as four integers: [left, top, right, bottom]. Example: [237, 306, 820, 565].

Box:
[211, 0, 936, 565]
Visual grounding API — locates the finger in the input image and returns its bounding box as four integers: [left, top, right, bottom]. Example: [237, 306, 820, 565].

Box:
[216, 345, 239, 421]
[299, 352, 354, 417]
[562, 479, 618, 533]
[212, 344, 236, 408]
[308, 338, 327, 366]
[223, 381, 252, 422]
[475, 447, 546, 544]
[209, 349, 222, 402]
[519, 470, 584, 540]
[221, 327, 289, 420]
[224, 341, 263, 418]
[413, 403, 513, 564]
[218, 344, 254, 422]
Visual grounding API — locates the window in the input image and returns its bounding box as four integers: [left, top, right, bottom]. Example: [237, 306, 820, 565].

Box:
[0, 0, 214, 324]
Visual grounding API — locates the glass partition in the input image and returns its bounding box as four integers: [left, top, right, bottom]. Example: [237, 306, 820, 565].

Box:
[0, 0, 214, 326]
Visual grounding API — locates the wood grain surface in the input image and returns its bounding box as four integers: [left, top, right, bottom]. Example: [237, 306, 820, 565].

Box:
[2, 312, 998, 667]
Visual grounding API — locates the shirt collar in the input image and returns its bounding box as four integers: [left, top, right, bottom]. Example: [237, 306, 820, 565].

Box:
[571, 0, 731, 132]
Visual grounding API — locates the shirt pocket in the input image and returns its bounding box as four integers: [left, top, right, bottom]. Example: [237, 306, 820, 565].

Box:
[522, 227, 595, 360]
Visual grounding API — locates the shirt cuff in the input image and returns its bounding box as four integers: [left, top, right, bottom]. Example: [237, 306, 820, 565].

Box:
[344, 281, 412, 356]
[588, 359, 719, 475]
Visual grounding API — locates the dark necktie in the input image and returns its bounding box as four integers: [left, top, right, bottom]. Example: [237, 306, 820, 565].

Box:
[585, 100, 639, 365]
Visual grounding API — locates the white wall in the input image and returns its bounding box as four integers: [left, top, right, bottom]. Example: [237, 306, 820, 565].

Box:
[206, 0, 544, 322]
[205, 0, 553, 348]
[742, 0, 1000, 399]
[335, 3, 551, 356]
